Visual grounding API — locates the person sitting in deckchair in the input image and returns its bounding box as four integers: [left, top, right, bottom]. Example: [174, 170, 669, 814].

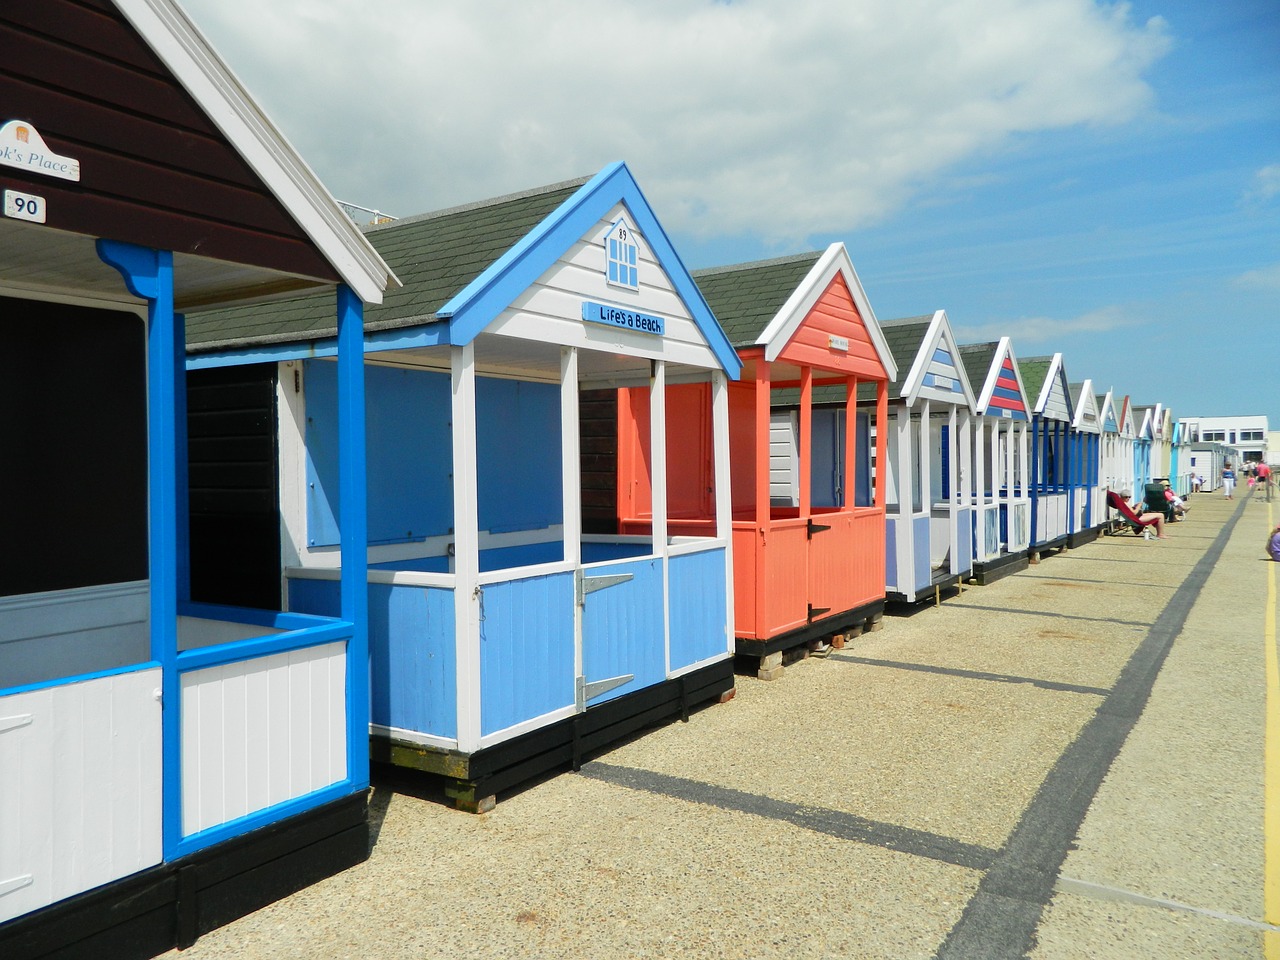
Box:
[1127, 494, 1169, 538]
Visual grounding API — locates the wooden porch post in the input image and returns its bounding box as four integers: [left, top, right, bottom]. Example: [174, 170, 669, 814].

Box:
[798, 366, 812, 520]
[845, 376, 858, 509]
[754, 361, 771, 634]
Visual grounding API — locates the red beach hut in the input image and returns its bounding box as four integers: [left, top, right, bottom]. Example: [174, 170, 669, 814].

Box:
[616, 245, 896, 679]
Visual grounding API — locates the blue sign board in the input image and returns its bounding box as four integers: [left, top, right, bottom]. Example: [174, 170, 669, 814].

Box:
[582, 300, 665, 336]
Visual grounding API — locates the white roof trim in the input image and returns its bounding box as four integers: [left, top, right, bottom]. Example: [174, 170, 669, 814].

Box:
[1071, 377, 1101, 432]
[113, 0, 397, 303]
[1033, 353, 1067, 417]
[758, 243, 898, 381]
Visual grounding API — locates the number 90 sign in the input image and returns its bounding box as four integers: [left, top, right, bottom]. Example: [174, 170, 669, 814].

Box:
[5, 189, 46, 223]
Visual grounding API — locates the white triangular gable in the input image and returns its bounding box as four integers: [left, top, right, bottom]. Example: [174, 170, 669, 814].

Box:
[1034, 353, 1072, 423]
[1072, 379, 1101, 433]
[903, 310, 977, 410]
[1098, 390, 1119, 434]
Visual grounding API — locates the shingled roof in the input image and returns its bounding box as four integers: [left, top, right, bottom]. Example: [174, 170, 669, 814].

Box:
[186, 177, 589, 352]
[1019, 356, 1052, 406]
[692, 253, 822, 348]
[957, 341, 999, 399]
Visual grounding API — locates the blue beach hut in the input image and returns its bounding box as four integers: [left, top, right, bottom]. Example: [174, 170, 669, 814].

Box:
[1067, 379, 1104, 546]
[957, 339, 1032, 584]
[190, 164, 741, 812]
[0, 1, 394, 956]
[1019, 354, 1075, 559]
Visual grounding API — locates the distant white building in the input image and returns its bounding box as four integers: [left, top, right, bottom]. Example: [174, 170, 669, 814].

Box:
[1179, 415, 1269, 466]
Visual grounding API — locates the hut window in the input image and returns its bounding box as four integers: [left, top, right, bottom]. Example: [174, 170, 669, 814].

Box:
[605, 219, 639, 291]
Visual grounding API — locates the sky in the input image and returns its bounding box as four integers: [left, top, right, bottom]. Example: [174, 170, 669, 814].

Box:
[179, 0, 1280, 428]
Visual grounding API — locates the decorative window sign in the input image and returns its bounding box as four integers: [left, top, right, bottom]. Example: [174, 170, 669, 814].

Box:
[4, 189, 46, 223]
[828, 335, 849, 352]
[604, 217, 639, 291]
[0, 121, 81, 182]
[582, 300, 665, 336]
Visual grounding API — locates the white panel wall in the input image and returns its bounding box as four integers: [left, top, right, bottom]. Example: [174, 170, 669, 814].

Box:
[180, 642, 346, 837]
[0, 669, 162, 924]
[768, 411, 799, 505]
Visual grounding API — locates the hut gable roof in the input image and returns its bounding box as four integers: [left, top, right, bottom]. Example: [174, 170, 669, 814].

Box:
[880, 311, 976, 409]
[3, 0, 393, 311]
[695, 253, 821, 347]
[1070, 379, 1101, 433]
[187, 177, 587, 351]
[1019, 354, 1073, 422]
[959, 337, 1029, 421]
[694, 243, 896, 381]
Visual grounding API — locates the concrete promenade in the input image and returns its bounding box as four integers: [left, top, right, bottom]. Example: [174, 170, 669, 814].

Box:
[164, 488, 1280, 959]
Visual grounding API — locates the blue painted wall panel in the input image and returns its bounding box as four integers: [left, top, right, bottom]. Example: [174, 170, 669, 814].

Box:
[581, 557, 665, 706]
[478, 572, 575, 736]
[476, 378, 563, 535]
[668, 549, 727, 670]
[913, 516, 932, 592]
[305, 361, 453, 547]
[289, 577, 459, 739]
[884, 517, 897, 589]
[955, 508, 973, 574]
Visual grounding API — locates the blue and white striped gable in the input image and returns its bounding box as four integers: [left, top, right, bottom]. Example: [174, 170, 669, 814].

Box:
[1033, 353, 1072, 423]
[904, 309, 977, 410]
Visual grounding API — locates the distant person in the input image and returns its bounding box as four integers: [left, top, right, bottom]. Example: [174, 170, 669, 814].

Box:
[1257, 461, 1272, 502]
[1223, 462, 1235, 500]
[1162, 482, 1188, 517]
[1268, 524, 1280, 562]
[1192, 474, 1203, 493]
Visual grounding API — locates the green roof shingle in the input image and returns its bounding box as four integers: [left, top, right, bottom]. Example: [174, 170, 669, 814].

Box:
[185, 177, 590, 352]
[692, 253, 822, 348]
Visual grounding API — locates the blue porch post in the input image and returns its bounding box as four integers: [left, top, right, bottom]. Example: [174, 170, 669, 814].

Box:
[96, 239, 184, 856]
[336, 284, 370, 790]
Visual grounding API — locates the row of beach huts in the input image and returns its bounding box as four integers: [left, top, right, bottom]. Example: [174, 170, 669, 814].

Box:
[0, 2, 1235, 957]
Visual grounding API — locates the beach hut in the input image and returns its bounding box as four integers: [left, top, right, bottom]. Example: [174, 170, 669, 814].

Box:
[862, 313, 977, 603]
[616, 246, 896, 678]
[0, 1, 394, 956]
[1018, 355, 1075, 558]
[1131, 404, 1157, 493]
[1096, 389, 1131, 530]
[189, 164, 741, 812]
[957, 339, 1032, 584]
[1067, 379, 1105, 546]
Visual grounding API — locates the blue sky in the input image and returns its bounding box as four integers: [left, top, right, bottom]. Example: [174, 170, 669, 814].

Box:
[181, 0, 1279, 427]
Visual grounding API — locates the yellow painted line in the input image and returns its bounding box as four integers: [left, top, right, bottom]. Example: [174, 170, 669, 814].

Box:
[1265, 500, 1280, 959]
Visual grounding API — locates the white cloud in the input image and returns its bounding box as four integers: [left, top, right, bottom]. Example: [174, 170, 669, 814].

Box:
[1243, 164, 1280, 205]
[1231, 262, 1280, 290]
[181, 0, 1170, 242]
[953, 305, 1139, 343]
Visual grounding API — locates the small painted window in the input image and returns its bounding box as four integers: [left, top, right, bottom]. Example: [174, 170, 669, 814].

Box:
[606, 220, 639, 291]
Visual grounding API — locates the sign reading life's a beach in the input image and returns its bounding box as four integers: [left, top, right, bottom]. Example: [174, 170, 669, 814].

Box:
[582, 300, 666, 336]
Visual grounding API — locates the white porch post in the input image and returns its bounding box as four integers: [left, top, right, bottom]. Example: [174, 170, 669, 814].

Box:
[649, 361, 669, 674]
[451, 342, 481, 753]
[560, 348, 583, 691]
[712, 371, 734, 654]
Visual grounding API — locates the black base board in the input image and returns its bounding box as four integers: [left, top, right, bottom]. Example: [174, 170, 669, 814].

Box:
[375, 658, 735, 805]
[1066, 525, 1102, 548]
[970, 551, 1029, 585]
[0, 793, 368, 960]
[733, 599, 885, 659]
